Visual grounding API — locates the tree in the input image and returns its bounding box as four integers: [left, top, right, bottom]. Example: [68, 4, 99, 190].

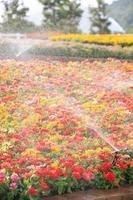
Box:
[127, 27, 133, 33]
[38, 0, 83, 32]
[89, 0, 111, 34]
[0, 0, 36, 32]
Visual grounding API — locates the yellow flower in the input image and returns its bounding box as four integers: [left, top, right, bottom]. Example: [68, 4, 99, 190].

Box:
[57, 122, 64, 129]
[49, 134, 61, 142]
[51, 146, 60, 153]
[82, 102, 91, 111]
[51, 34, 133, 46]
[102, 147, 112, 153]
[51, 162, 59, 167]
[39, 98, 47, 106]
[82, 102, 106, 112]
[0, 105, 9, 120]
[124, 64, 133, 72]
[46, 121, 58, 130]
[84, 149, 95, 156]
[0, 141, 12, 151]
[22, 113, 41, 127]
[73, 154, 79, 159]
[127, 139, 133, 147]
[117, 107, 127, 117]
[95, 147, 102, 154]
[22, 148, 43, 159]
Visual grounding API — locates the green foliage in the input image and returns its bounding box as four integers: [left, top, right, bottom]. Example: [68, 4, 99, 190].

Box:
[38, 0, 83, 33]
[29, 45, 133, 60]
[127, 27, 133, 34]
[108, 0, 133, 31]
[89, 0, 111, 34]
[0, 0, 36, 33]
[1, 41, 133, 60]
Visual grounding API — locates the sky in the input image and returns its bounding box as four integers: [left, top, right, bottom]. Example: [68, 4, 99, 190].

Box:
[0, 0, 115, 25]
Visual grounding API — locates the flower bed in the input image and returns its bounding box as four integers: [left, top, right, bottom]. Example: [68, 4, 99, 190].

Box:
[29, 46, 133, 60]
[26, 32, 61, 39]
[0, 59, 133, 200]
[1, 40, 133, 60]
[51, 34, 133, 46]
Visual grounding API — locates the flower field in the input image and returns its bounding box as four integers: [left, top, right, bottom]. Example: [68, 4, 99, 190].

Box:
[51, 34, 133, 46]
[0, 58, 133, 199]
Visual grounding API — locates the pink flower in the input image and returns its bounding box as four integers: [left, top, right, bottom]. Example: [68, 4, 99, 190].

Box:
[11, 173, 20, 182]
[10, 183, 17, 190]
[0, 171, 6, 179]
[82, 172, 95, 181]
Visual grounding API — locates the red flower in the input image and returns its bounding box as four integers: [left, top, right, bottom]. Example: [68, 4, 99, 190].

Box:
[40, 181, 49, 191]
[128, 161, 133, 167]
[12, 168, 26, 174]
[101, 162, 113, 171]
[72, 165, 85, 173]
[116, 160, 128, 170]
[0, 178, 6, 184]
[63, 159, 74, 168]
[80, 155, 88, 160]
[0, 172, 6, 184]
[35, 168, 48, 177]
[1, 162, 11, 170]
[72, 172, 81, 180]
[55, 168, 63, 176]
[98, 154, 108, 162]
[40, 128, 49, 134]
[28, 187, 39, 196]
[48, 171, 59, 180]
[112, 126, 120, 131]
[105, 172, 116, 182]
[63, 170, 69, 177]
[23, 173, 32, 179]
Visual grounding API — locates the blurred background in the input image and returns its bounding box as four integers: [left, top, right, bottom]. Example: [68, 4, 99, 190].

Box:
[0, 0, 132, 35]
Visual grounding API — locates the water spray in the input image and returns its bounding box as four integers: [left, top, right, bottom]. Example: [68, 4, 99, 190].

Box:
[75, 113, 131, 166]
[87, 125, 120, 152]
[63, 96, 131, 158]
[16, 44, 33, 58]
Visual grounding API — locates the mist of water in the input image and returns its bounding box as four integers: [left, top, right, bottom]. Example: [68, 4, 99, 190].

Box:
[64, 96, 120, 152]
[41, 81, 121, 152]
[0, 33, 39, 59]
[16, 43, 33, 58]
